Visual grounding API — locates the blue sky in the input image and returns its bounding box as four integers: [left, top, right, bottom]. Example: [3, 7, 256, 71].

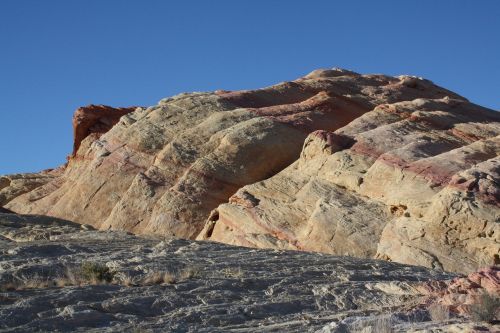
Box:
[1, 1, 499, 174]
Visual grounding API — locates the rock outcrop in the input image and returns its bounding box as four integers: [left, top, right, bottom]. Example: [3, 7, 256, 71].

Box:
[4, 212, 498, 332]
[1, 68, 499, 273]
[0, 169, 62, 206]
[200, 97, 500, 272]
[71, 104, 138, 157]
[418, 266, 499, 317]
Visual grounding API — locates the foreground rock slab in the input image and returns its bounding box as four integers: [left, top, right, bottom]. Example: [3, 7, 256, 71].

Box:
[1, 213, 498, 332]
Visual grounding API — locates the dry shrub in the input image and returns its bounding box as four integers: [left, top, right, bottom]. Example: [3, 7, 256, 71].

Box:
[221, 267, 243, 279]
[0, 261, 115, 291]
[177, 266, 200, 280]
[0, 263, 200, 291]
[428, 303, 450, 322]
[470, 293, 500, 323]
[80, 261, 115, 283]
[142, 266, 199, 285]
[142, 271, 176, 285]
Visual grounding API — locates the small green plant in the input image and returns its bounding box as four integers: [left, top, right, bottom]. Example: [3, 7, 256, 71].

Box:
[470, 293, 500, 323]
[80, 261, 115, 283]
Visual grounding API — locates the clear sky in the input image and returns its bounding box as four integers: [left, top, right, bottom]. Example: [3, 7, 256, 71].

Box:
[1, 1, 499, 174]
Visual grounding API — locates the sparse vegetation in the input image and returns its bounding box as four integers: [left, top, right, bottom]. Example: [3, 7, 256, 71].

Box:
[221, 267, 243, 279]
[350, 315, 393, 333]
[142, 271, 177, 285]
[470, 293, 500, 323]
[141, 266, 200, 285]
[178, 266, 200, 280]
[80, 261, 115, 283]
[0, 263, 200, 291]
[428, 303, 450, 322]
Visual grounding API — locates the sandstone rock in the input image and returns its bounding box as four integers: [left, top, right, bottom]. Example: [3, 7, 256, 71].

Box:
[71, 104, 139, 157]
[0, 169, 61, 206]
[3, 69, 466, 244]
[0, 207, 12, 213]
[201, 97, 500, 273]
[418, 266, 499, 319]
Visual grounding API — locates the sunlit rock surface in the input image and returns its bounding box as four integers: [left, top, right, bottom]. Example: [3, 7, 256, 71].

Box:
[1, 68, 498, 274]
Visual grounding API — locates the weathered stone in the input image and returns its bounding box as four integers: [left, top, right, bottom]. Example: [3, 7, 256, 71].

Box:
[2, 68, 498, 274]
[5, 213, 497, 332]
[71, 104, 139, 157]
[201, 97, 500, 273]
[4, 69, 466, 242]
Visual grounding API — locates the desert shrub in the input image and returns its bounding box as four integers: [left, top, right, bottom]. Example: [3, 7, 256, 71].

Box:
[428, 303, 450, 322]
[221, 267, 243, 279]
[349, 315, 393, 333]
[142, 266, 200, 285]
[178, 266, 200, 279]
[0, 264, 200, 291]
[80, 261, 115, 283]
[470, 293, 500, 323]
[142, 271, 176, 285]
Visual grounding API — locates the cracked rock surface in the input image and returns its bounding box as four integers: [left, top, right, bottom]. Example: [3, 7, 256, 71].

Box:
[4, 213, 498, 332]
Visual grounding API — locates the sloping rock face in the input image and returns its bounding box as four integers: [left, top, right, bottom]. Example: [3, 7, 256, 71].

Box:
[2, 68, 499, 274]
[3, 69, 465, 240]
[199, 98, 500, 273]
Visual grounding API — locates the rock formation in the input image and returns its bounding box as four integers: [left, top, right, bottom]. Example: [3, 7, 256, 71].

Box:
[418, 266, 499, 317]
[0, 169, 62, 207]
[1, 68, 499, 273]
[3, 212, 498, 332]
[200, 97, 500, 272]
[71, 104, 138, 157]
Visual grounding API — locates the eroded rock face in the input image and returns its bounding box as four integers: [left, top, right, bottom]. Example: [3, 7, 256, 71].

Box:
[0, 169, 62, 206]
[71, 104, 139, 157]
[200, 97, 500, 273]
[3, 69, 466, 242]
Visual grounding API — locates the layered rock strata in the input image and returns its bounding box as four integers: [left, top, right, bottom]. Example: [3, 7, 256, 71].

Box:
[200, 97, 500, 272]
[2, 68, 498, 273]
[71, 104, 139, 157]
